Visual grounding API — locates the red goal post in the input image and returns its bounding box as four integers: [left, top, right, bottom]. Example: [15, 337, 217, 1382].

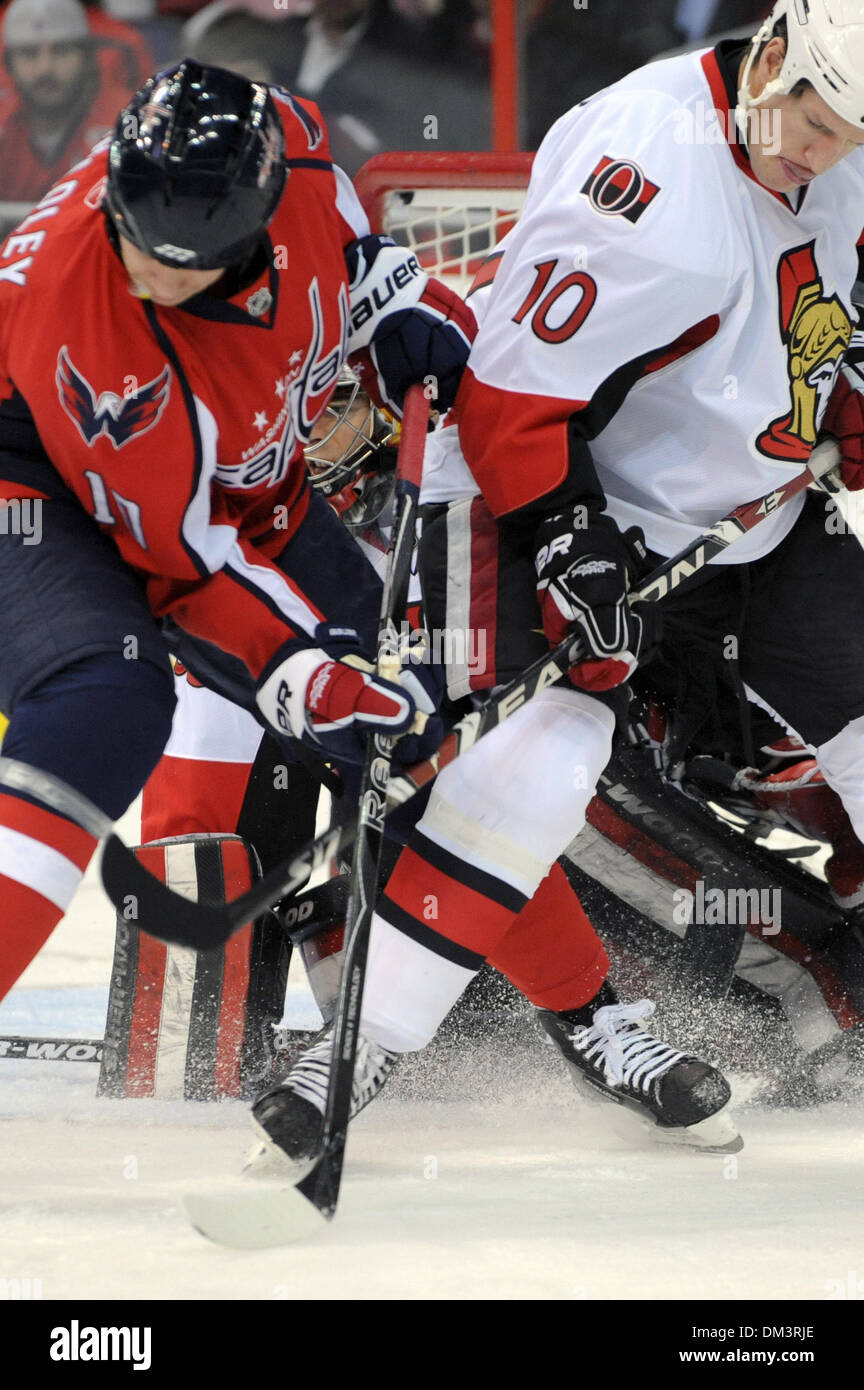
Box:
[353, 151, 533, 295]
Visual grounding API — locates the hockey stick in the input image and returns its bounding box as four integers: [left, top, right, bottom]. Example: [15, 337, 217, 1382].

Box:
[293, 383, 428, 1219]
[98, 439, 840, 947]
[0, 1035, 103, 1062]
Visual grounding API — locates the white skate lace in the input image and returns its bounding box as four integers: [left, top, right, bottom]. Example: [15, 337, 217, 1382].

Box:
[287, 1029, 396, 1116]
[570, 1000, 686, 1091]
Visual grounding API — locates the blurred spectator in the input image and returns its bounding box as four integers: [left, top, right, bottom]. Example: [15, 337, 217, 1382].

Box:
[675, 1, 769, 42]
[0, 0, 137, 203]
[182, 0, 489, 174]
[0, 2, 155, 97]
[524, 0, 681, 148]
[81, 2, 156, 87]
[523, 0, 767, 148]
[182, 0, 313, 83]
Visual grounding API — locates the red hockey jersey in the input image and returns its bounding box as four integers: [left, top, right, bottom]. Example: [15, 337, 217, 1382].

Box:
[0, 93, 396, 680]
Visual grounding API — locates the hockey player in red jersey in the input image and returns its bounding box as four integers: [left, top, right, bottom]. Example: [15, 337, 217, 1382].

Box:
[256, 0, 864, 1167]
[0, 60, 475, 1007]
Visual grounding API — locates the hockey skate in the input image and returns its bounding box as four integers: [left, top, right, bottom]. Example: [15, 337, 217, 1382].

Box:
[184, 1027, 400, 1248]
[247, 1024, 400, 1175]
[537, 999, 742, 1153]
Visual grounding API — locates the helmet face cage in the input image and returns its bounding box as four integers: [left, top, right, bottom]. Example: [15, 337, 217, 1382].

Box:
[738, 1, 864, 135]
[106, 60, 287, 270]
[305, 372, 396, 525]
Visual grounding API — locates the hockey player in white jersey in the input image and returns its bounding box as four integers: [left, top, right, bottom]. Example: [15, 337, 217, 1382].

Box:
[253, 0, 864, 1171]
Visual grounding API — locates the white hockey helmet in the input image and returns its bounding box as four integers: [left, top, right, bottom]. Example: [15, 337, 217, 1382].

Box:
[2, 0, 89, 50]
[737, 0, 864, 136]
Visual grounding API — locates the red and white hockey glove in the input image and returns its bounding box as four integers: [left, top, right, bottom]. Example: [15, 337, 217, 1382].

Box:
[345, 236, 476, 417]
[534, 511, 658, 692]
[256, 627, 438, 765]
[819, 360, 864, 490]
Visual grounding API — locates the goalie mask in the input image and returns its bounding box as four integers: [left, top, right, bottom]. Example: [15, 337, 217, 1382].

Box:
[305, 369, 396, 528]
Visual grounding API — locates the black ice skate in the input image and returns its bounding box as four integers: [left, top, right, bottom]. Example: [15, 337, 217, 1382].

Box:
[537, 999, 742, 1153]
[247, 1025, 399, 1174]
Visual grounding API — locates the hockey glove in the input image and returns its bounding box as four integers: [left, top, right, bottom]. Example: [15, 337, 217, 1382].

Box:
[345, 237, 476, 417]
[534, 511, 658, 692]
[818, 360, 864, 491]
[255, 625, 440, 766]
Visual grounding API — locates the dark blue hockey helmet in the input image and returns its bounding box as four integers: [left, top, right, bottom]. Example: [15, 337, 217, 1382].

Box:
[105, 59, 287, 270]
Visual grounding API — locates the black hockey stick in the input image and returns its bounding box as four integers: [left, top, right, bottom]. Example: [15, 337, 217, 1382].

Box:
[294, 383, 428, 1219]
[97, 438, 840, 947]
[99, 639, 579, 947]
[0, 1035, 103, 1062]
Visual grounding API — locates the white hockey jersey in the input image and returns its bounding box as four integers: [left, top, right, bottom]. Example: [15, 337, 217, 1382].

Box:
[449, 43, 864, 564]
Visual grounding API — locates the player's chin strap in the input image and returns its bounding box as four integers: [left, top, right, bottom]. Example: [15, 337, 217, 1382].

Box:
[735, 18, 781, 147]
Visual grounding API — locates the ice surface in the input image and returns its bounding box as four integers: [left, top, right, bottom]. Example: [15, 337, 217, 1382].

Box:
[1, 800, 863, 1300]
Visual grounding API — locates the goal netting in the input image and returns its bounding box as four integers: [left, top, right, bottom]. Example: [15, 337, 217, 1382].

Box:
[353, 152, 533, 295]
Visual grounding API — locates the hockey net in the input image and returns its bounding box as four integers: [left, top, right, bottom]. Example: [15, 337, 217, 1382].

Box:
[353, 152, 533, 295]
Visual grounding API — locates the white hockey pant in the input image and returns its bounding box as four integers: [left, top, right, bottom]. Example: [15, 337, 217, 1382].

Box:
[816, 714, 864, 847]
[360, 687, 615, 1051]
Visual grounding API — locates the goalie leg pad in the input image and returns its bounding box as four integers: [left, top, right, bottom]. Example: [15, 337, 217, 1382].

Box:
[98, 835, 290, 1101]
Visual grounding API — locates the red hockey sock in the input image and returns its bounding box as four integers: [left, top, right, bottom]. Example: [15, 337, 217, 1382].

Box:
[0, 792, 97, 1004]
[488, 862, 609, 1011]
[378, 835, 525, 960]
[141, 753, 252, 840]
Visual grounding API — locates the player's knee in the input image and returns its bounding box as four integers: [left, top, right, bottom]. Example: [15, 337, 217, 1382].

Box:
[3, 652, 176, 820]
[438, 687, 612, 818]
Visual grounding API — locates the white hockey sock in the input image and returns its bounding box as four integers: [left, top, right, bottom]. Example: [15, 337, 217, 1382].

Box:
[360, 914, 479, 1052]
[817, 714, 864, 845]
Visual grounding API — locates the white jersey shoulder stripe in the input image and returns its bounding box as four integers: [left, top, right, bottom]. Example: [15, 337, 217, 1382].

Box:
[333, 163, 370, 241]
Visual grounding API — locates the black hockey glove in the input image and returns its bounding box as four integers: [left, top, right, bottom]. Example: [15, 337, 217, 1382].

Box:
[534, 510, 659, 691]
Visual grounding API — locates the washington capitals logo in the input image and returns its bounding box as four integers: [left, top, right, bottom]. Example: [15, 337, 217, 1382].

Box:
[271, 88, 322, 151]
[56, 348, 172, 450]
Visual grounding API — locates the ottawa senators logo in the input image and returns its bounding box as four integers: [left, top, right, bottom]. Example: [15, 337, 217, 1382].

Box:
[581, 157, 660, 223]
[757, 242, 852, 462]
